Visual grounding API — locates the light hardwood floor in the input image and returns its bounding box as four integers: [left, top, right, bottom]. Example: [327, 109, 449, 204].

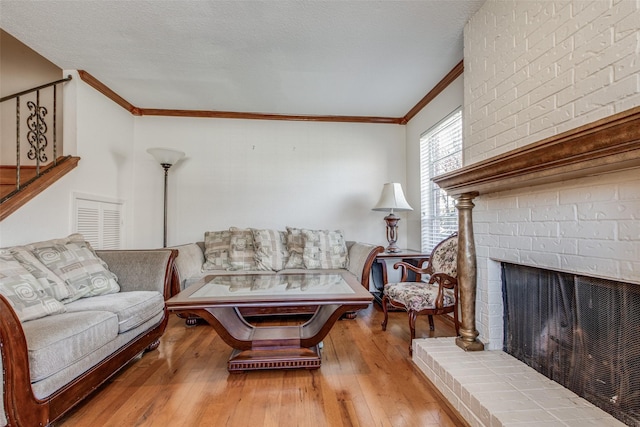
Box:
[56, 304, 465, 426]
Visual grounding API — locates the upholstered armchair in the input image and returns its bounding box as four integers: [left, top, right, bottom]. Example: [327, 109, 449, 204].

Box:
[381, 233, 459, 355]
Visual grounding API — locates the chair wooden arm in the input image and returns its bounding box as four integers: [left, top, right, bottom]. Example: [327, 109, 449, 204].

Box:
[429, 273, 458, 309]
[393, 260, 431, 282]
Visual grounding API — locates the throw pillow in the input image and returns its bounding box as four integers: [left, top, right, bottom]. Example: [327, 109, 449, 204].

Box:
[202, 230, 232, 270]
[301, 229, 349, 269]
[284, 227, 305, 269]
[9, 246, 73, 301]
[228, 227, 257, 271]
[251, 229, 289, 271]
[0, 250, 66, 322]
[28, 234, 120, 302]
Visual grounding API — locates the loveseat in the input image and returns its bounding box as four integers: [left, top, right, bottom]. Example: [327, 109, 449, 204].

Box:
[171, 227, 383, 319]
[0, 234, 176, 427]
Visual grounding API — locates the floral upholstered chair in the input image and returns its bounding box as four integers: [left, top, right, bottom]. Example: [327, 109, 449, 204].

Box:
[381, 233, 459, 355]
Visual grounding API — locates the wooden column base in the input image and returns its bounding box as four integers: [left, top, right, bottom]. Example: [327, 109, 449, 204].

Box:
[455, 336, 484, 351]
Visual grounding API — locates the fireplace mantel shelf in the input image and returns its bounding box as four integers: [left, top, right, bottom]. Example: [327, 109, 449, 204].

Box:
[433, 106, 640, 197]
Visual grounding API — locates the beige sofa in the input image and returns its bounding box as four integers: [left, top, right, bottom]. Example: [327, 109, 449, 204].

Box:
[171, 227, 383, 319]
[0, 234, 176, 426]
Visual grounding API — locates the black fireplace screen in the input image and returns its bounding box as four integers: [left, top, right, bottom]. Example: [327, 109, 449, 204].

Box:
[502, 263, 640, 426]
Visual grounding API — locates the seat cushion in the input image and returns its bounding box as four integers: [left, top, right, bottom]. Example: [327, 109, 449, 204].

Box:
[64, 291, 164, 333]
[22, 310, 119, 382]
[384, 282, 454, 312]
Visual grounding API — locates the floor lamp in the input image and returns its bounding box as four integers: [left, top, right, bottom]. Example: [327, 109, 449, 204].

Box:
[147, 148, 185, 247]
[372, 183, 413, 253]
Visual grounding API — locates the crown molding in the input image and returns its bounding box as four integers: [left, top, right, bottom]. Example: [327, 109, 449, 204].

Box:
[78, 63, 463, 125]
[401, 60, 464, 124]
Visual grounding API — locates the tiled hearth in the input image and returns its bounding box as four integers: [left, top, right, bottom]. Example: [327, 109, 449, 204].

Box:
[412, 338, 625, 427]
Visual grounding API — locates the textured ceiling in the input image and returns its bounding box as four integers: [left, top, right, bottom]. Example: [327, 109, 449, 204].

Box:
[0, 0, 484, 118]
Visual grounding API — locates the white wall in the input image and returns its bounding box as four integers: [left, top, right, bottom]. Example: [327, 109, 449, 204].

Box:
[0, 70, 136, 247]
[464, 0, 640, 349]
[133, 117, 406, 248]
[405, 75, 464, 251]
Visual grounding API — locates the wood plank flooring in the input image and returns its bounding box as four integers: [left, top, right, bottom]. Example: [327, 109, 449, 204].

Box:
[55, 303, 465, 427]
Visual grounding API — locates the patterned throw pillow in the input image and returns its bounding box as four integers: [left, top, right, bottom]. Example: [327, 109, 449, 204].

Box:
[28, 234, 120, 302]
[202, 230, 231, 270]
[301, 229, 349, 269]
[228, 228, 257, 271]
[0, 250, 66, 322]
[252, 229, 289, 271]
[9, 246, 73, 301]
[284, 227, 305, 269]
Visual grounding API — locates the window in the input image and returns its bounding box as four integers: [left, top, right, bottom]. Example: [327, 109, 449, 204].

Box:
[73, 194, 123, 249]
[420, 108, 462, 252]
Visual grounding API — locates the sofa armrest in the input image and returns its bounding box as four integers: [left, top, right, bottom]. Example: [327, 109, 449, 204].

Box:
[96, 249, 177, 299]
[0, 295, 47, 426]
[346, 242, 385, 289]
[169, 243, 206, 294]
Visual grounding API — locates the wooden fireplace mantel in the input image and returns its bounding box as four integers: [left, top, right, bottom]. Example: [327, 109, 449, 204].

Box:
[434, 106, 640, 197]
[433, 106, 640, 352]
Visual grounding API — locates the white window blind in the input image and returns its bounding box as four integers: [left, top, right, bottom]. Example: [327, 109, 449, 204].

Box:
[74, 196, 123, 249]
[420, 108, 462, 252]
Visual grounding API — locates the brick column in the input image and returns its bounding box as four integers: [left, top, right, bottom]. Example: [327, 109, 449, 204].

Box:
[455, 192, 484, 351]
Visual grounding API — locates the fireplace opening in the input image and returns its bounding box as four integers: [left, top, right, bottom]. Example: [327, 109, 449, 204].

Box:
[502, 263, 640, 426]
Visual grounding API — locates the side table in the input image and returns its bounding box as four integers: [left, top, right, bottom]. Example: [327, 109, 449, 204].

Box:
[370, 250, 430, 306]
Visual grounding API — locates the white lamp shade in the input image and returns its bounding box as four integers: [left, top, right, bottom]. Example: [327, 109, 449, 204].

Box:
[147, 148, 185, 166]
[372, 183, 413, 213]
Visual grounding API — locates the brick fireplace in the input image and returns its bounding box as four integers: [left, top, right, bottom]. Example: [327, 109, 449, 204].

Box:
[413, 2, 639, 424]
[417, 107, 640, 426]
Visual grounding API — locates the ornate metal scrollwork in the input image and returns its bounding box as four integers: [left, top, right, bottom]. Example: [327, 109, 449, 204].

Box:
[26, 101, 48, 162]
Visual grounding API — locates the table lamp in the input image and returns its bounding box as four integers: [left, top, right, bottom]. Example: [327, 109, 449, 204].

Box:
[372, 183, 413, 253]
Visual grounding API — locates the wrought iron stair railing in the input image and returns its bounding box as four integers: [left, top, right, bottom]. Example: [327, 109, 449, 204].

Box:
[0, 75, 78, 221]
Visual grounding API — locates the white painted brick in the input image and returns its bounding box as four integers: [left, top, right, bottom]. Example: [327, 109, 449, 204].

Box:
[558, 104, 615, 133]
[559, 220, 616, 239]
[517, 191, 559, 208]
[499, 235, 532, 250]
[520, 251, 562, 269]
[565, 66, 613, 106]
[487, 195, 518, 210]
[518, 221, 558, 237]
[531, 204, 576, 221]
[613, 37, 639, 80]
[531, 69, 574, 108]
[475, 234, 500, 248]
[559, 183, 618, 204]
[531, 236, 578, 254]
[489, 222, 518, 236]
[529, 103, 574, 134]
[486, 115, 517, 139]
[497, 207, 531, 222]
[614, 4, 640, 42]
[488, 246, 521, 263]
[619, 261, 640, 284]
[614, 90, 640, 113]
[560, 254, 620, 278]
[578, 239, 637, 261]
[474, 209, 500, 223]
[618, 220, 640, 241]
[576, 200, 640, 220]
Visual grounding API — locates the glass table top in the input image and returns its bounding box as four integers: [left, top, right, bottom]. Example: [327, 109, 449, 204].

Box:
[190, 274, 355, 298]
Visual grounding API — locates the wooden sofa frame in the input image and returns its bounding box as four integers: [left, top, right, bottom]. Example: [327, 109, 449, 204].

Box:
[0, 249, 177, 427]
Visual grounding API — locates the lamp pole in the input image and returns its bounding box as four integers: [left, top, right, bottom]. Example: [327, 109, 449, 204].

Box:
[161, 163, 171, 248]
[147, 148, 185, 248]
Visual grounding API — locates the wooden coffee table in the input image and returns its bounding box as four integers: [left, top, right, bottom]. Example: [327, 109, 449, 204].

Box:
[165, 273, 373, 372]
